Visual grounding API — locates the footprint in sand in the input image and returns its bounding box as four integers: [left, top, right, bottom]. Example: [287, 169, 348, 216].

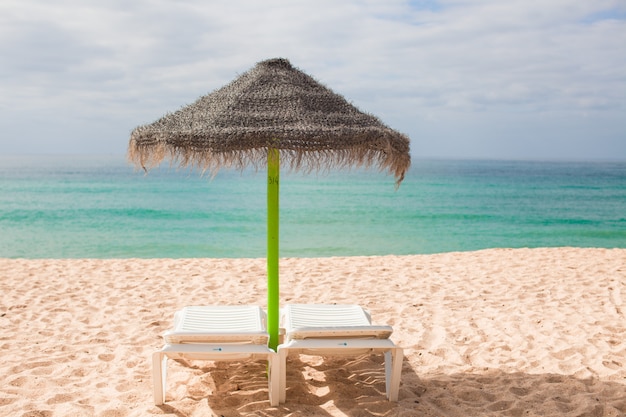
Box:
[0, 398, 17, 406]
[602, 359, 623, 370]
[509, 386, 530, 397]
[9, 376, 28, 387]
[46, 393, 75, 404]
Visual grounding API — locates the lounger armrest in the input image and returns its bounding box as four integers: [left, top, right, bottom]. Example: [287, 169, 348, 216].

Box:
[286, 325, 393, 340]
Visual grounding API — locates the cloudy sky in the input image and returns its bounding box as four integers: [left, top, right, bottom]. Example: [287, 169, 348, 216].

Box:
[1, 0, 625, 160]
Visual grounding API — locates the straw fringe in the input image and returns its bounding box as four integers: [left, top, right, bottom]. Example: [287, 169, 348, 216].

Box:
[128, 58, 410, 185]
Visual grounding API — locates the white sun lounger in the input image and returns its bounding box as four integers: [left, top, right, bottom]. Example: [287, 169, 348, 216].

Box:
[277, 304, 403, 403]
[152, 305, 279, 406]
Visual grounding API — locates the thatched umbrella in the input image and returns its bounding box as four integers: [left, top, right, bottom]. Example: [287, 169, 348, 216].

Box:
[128, 58, 410, 349]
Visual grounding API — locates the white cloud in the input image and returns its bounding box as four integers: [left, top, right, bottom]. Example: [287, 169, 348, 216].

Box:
[0, 0, 624, 159]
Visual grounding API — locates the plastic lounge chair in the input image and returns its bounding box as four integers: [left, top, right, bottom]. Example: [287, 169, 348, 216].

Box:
[277, 304, 403, 403]
[152, 305, 279, 406]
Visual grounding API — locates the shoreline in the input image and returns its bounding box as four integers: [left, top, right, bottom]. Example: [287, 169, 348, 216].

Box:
[1, 247, 625, 416]
[3, 244, 626, 260]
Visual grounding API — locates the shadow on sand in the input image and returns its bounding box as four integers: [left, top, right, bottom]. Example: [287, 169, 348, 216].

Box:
[157, 354, 626, 417]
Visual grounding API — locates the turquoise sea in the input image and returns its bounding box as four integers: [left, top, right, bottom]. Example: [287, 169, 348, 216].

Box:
[0, 155, 624, 259]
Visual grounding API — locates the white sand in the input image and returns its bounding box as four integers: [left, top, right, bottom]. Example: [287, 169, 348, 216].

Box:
[1, 247, 624, 416]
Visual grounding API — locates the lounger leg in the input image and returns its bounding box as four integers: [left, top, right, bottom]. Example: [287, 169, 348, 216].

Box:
[267, 354, 280, 406]
[152, 352, 167, 405]
[384, 348, 403, 401]
[278, 347, 288, 403]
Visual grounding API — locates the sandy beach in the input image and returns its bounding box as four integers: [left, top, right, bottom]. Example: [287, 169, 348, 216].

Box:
[1, 247, 624, 416]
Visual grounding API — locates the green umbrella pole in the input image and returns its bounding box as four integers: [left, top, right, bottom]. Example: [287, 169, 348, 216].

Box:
[267, 148, 280, 350]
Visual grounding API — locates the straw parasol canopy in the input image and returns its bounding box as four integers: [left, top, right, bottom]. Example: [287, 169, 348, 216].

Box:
[128, 58, 410, 185]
